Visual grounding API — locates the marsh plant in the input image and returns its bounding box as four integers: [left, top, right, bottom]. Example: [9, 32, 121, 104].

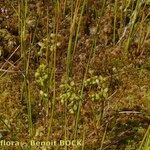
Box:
[59, 78, 81, 114]
[84, 75, 109, 101]
[58, 75, 109, 114]
[37, 33, 61, 57]
[35, 63, 48, 99]
[35, 33, 62, 99]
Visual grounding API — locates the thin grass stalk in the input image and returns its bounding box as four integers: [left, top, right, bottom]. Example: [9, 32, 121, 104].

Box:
[72, 0, 86, 59]
[137, 9, 150, 55]
[66, 0, 81, 78]
[138, 125, 150, 150]
[113, 0, 118, 44]
[99, 123, 108, 150]
[73, 39, 94, 142]
[19, 0, 33, 142]
[31, 16, 39, 46]
[116, 1, 128, 46]
[99, 0, 106, 19]
[19, 0, 28, 57]
[45, 5, 51, 120]
[47, 1, 59, 140]
[125, 0, 143, 56]
[70, 0, 74, 21]
[123, 0, 129, 27]
[44, 5, 53, 137]
[96, 98, 105, 127]
[63, 0, 67, 17]
[120, 0, 124, 29]
[64, 1, 69, 146]
[22, 53, 33, 150]
[140, 24, 150, 56]
[91, 0, 106, 56]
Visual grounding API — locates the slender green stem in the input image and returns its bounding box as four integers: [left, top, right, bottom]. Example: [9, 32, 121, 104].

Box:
[47, 1, 59, 140]
[113, 0, 118, 44]
[66, 0, 81, 78]
[138, 125, 150, 150]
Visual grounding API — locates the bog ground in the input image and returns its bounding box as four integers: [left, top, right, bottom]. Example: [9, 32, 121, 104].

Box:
[0, 0, 150, 150]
